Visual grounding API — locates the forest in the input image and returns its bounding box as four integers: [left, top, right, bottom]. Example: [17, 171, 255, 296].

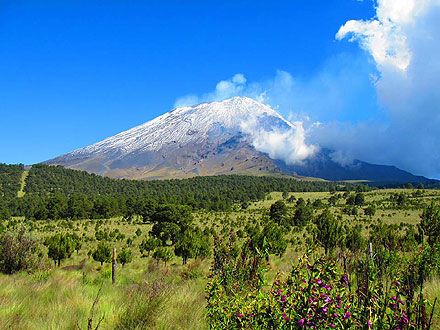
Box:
[1, 163, 354, 219]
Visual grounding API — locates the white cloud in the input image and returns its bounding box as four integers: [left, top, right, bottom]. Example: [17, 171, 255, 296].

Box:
[337, 18, 411, 71]
[174, 61, 377, 124]
[173, 2, 440, 179]
[337, 1, 413, 70]
[232, 73, 247, 84]
[331, 0, 440, 177]
[173, 95, 199, 108]
[173, 73, 247, 108]
[337, 0, 440, 71]
[174, 72, 319, 165]
[240, 117, 318, 165]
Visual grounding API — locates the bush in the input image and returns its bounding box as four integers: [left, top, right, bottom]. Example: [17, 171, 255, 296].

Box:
[117, 248, 132, 267]
[269, 200, 288, 226]
[139, 236, 160, 257]
[0, 228, 42, 274]
[251, 222, 287, 259]
[0, 207, 11, 221]
[152, 247, 174, 265]
[364, 205, 376, 217]
[314, 209, 343, 254]
[420, 202, 440, 247]
[92, 242, 112, 266]
[293, 204, 313, 227]
[46, 233, 76, 266]
[345, 224, 366, 253]
[174, 227, 211, 264]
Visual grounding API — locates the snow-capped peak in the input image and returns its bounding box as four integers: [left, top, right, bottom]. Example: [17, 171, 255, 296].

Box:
[68, 96, 293, 157]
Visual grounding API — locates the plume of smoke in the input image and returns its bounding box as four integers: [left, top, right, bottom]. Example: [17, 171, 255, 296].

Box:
[174, 72, 321, 165]
[240, 116, 318, 165]
[172, 62, 375, 169]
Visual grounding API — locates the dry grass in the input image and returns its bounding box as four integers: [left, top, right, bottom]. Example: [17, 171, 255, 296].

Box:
[0, 258, 209, 330]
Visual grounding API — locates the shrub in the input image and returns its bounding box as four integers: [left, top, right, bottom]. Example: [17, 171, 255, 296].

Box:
[420, 202, 440, 247]
[364, 205, 376, 217]
[139, 236, 160, 257]
[92, 242, 112, 266]
[354, 193, 365, 206]
[174, 227, 211, 264]
[344, 225, 366, 253]
[0, 207, 11, 221]
[314, 209, 343, 255]
[209, 233, 266, 297]
[117, 248, 132, 267]
[251, 222, 287, 259]
[45, 233, 76, 266]
[294, 200, 314, 227]
[0, 228, 42, 274]
[269, 200, 288, 226]
[152, 247, 174, 265]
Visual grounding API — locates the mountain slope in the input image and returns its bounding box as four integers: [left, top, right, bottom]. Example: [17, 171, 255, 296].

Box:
[274, 149, 431, 183]
[47, 97, 288, 179]
[47, 97, 433, 183]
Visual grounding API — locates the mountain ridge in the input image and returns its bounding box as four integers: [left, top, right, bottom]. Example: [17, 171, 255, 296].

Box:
[47, 97, 433, 183]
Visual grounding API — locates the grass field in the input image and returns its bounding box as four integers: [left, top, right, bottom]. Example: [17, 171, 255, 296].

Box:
[1, 188, 439, 329]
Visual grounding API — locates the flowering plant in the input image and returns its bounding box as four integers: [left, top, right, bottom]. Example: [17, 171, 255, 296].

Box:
[206, 238, 432, 329]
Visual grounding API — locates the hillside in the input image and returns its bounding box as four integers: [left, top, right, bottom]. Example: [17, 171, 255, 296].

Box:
[20, 163, 336, 210]
[275, 149, 435, 183]
[24, 164, 336, 197]
[0, 163, 24, 198]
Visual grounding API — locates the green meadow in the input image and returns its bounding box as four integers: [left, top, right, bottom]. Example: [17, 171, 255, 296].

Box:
[1, 188, 440, 329]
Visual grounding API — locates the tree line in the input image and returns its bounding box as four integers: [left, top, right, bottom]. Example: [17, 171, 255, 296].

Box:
[0, 163, 356, 219]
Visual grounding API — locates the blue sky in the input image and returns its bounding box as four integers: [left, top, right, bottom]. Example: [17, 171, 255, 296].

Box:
[0, 0, 376, 164]
[1, 1, 440, 178]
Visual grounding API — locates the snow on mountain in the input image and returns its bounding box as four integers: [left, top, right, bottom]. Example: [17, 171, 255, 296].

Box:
[47, 96, 433, 183]
[46, 97, 298, 179]
[67, 96, 293, 158]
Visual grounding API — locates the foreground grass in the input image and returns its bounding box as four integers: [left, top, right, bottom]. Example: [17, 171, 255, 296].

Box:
[0, 257, 209, 330]
[2, 248, 438, 329]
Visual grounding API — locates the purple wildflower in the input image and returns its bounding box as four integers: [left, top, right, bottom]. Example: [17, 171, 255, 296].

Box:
[323, 284, 332, 290]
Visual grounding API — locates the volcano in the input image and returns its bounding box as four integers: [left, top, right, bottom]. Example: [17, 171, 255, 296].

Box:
[47, 97, 431, 183]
